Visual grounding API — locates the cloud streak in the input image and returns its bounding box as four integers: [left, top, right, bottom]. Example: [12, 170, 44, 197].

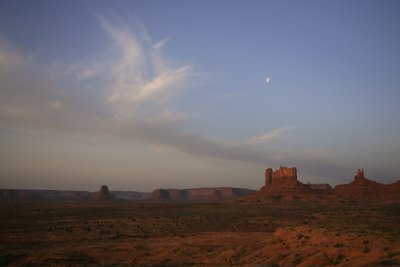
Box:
[100, 18, 191, 114]
[247, 127, 292, 144]
[0, 16, 353, 182]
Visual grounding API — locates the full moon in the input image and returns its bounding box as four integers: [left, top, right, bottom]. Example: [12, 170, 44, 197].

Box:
[265, 77, 271, 83]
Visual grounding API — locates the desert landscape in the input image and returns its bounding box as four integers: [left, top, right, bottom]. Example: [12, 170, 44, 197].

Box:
[1, 167, 400, 266]
[1, 1, 400, 266]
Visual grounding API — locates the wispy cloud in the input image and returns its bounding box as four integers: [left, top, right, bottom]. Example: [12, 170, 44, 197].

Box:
[247, 127, 292, 144]
[76, 66, 98, 82]
[99, 18, 191, 116]
[0, 16, 352, 182]
[153, 37, 169, 50]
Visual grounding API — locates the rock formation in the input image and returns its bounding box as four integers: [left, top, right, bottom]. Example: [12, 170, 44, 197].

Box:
[151, 187, 256, 202]
[0, 188, 152, 202]
[264, 166, 299, 188]
[91, 185, 115, 201]
[334, 169, 400, 200]
[0, 189, 91, 201]
[309, 184, 332, 190]
[260, 166, 332, 197]
[258, 167, 400, 202]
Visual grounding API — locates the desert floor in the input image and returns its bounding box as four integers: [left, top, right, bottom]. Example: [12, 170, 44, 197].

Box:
[1, 201, 399, 266]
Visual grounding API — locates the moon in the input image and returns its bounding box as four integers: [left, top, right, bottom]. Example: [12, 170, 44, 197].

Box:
[265, 77, 271, 83]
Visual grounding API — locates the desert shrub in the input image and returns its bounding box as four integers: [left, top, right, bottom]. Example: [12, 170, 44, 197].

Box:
[278, 253, 287, 260]
[333, 243, 344, 248]
[380, 259, 400, 265]
[292, 254, 302, 265]
[363, 246, 370, 253]
[337, 254, 346, 260]
[297, 234, 304, 240]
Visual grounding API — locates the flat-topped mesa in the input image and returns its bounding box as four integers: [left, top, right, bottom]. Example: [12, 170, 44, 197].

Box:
[260, 166, 328, 197]
[151, 188, 256, 202]
[265, 166, 298, 187]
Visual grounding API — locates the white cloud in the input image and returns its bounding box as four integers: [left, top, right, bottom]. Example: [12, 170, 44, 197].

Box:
[135, 65, 190, 101]
[153, 37, 169, 50]
[247, 127, 292, 144]
[98, 18, 191, 121]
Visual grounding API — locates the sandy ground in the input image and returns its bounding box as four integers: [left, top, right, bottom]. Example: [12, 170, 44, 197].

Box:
[3, 226, 399, 266]
[1, 202, 400, 266]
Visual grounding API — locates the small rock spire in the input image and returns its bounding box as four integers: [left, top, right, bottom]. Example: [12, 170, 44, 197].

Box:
[355, 168, 365, 182]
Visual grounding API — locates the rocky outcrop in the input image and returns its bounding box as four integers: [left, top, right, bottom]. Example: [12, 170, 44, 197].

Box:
[0, 187, 252, 203]
[258, 167, 400, 201]
[258, 166, 400, 201]
[264, 166, 298, 188]
[260, 166, 331, 196]
[385, 180, 400, 200]
[309, 184, 332, 190]
[91, 185, 115, 201]
[0, 187, 151, 202]
[334, 169, 400, 200]
[152, 187, 256, 202]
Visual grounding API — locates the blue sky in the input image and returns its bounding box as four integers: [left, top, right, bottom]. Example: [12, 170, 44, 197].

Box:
[0, 0, 399, 191]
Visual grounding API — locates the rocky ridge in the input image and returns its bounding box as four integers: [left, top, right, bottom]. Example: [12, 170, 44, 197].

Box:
[334, 168, 400, 200]
[254, 166, 400, 202]
[0, 187, 150, 202]
[152, 187, 256, 202]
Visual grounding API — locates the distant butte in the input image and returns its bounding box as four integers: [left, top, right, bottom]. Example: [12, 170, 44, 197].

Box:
[260, 166, 332, 196]
[91, 185, 115, 201]
[334, 168, 400, 200]
[253, 166, 400, 202]
[0, 167, 399, 203]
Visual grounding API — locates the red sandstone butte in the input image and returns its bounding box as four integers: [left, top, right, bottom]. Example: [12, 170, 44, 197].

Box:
[334, 169, 400, 200]
[260, 166, 331, 196]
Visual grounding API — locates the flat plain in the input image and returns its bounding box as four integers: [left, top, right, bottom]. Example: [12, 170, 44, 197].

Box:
[1, 201, 400, 266]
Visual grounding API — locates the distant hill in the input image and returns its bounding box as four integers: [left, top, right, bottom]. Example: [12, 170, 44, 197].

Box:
[0, 187, 151, 202]
[152, 187, 256, 202]
[2, 167, 399, 203]
[0, 189, 91, 201]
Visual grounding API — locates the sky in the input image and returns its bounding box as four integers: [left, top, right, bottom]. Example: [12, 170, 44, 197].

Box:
[0, 0, 399, 191]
